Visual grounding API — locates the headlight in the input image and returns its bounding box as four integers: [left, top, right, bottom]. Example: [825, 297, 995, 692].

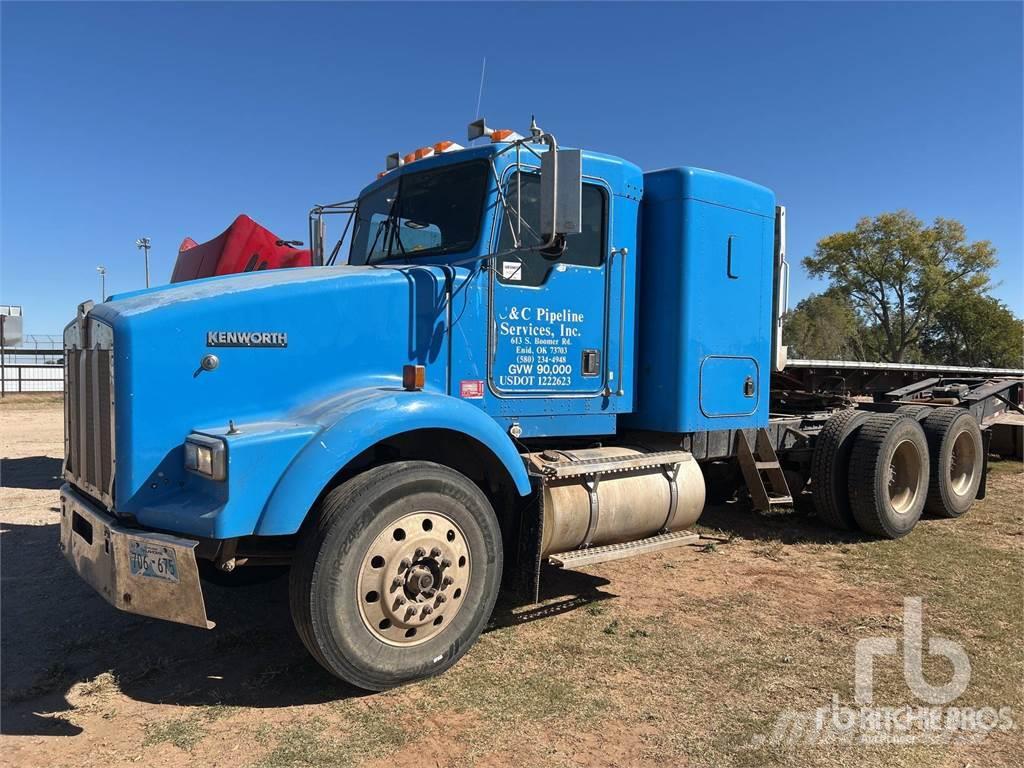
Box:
[184, 434, 227, 480]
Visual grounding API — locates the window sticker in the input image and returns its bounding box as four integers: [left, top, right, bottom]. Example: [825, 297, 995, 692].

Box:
[501, 261, 523, 282]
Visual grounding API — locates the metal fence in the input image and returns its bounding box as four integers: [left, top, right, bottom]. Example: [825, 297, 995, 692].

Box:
[1, 334, 64, 395]
[16, 334, 62, 350]
[1, 363, 64, 393]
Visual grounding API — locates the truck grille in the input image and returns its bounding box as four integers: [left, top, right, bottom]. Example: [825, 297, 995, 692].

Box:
[64, 313, 115, 508]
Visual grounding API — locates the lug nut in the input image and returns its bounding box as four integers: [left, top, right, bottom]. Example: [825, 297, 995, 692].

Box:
[430, 547, 442, 558]
[391, 576, 404, 591]
[414, 547, 426, 559]
[394, 596, 407, 609]
[442, 575, 454, 587]
[435, 594, 447, 604]
[421, 605, 433, 616]
[399, 558, 411, 571]
[440, 558, 452, 569]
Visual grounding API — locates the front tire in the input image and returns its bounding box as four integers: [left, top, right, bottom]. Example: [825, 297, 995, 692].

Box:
[289, 461, 503, 691]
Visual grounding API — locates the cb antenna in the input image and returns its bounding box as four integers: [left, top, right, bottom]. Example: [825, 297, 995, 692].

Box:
[474, 57, 487, 122]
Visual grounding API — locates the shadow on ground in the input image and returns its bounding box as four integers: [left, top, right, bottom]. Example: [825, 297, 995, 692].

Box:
[0, 520, 612, 737]
[1, 456, 64, 490]
[698, 490, 876, 545]
[5, 480, 936, 737]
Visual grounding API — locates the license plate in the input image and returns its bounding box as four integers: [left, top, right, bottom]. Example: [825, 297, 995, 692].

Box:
[128, 539, 180, 583]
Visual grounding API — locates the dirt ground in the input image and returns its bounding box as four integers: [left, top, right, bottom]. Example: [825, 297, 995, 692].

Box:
[2, 396, 1022, 767]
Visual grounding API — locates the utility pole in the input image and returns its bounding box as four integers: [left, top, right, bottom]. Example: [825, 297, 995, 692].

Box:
[1, 313, 5, 399]
[136, 237, 151, 288]
[0, 305, 21, 399]
[97, 265, 107, 301]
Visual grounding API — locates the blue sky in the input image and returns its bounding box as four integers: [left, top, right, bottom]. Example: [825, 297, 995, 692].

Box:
[2, 1, 1021, 335]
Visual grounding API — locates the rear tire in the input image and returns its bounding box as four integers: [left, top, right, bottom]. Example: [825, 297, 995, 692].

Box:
[289, 461, 503, 691]
[848, 414, 929, 538]
[922, 408, 983, 518]
[896, 404, 933, 421]
[811, 409, 872, 529]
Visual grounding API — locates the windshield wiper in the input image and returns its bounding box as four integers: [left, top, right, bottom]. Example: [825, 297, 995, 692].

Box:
[365, 194, 411, 262]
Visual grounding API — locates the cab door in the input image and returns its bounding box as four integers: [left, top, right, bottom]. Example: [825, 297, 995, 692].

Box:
[488, 172, 610, 397]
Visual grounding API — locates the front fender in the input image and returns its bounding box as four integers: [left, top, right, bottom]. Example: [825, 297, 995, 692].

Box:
[255, 388, 531, 536]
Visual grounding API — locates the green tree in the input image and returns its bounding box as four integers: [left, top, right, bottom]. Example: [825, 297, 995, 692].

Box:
[783, 291, 868, 360]
[803, 211, 996, 362]
[922, 294, 1023, 368]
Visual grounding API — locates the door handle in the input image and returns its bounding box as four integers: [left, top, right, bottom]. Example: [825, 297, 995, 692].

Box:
[727, 235, 740, 279]
[607, 246, 629, 396]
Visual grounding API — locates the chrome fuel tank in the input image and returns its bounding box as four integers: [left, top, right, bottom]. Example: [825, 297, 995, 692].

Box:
[525, 447, 706, 556]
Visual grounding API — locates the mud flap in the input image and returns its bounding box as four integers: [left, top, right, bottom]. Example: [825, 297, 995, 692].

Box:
[512, 474, 545, 605]
[976, 428, 992, 501]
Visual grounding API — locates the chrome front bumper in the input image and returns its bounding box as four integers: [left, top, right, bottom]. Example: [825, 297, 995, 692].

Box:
[59, 485, 214, 629]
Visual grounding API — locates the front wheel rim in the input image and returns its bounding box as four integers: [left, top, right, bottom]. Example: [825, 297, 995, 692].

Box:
[887, 439, 923, 515]
[356, 510, 472, 646]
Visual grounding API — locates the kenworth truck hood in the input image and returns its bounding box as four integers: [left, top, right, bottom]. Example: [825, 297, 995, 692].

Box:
[86, 264, 456, 533]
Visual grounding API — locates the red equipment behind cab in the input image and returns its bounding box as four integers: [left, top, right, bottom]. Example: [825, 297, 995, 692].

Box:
[170, 214, 312, 283]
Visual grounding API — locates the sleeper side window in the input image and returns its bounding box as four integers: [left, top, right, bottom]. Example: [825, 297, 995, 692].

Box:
[496, 173, 607, 286]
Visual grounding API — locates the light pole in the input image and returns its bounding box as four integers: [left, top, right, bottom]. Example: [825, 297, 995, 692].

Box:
[96, 265, 106, 301]
[136, 237, 151, 288]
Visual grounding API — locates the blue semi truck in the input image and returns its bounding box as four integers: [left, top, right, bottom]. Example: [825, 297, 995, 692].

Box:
[59, 118, 1023, 690]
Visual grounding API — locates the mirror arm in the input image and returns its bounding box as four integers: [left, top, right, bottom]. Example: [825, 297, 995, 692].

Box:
[307, 210, 319, 268]
[535, 132, 561, 251]
[308, 199, 358, 267]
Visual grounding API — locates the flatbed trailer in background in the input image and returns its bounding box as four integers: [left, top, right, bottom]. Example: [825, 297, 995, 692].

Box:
[774, 358, 1023, 428]
[751, 358, 1022, 505]
[779, 358, 1024, 400]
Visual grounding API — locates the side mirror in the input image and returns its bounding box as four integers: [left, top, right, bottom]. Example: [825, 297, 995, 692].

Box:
[540, 149, 582, 240]
[310, 214, 325, 266]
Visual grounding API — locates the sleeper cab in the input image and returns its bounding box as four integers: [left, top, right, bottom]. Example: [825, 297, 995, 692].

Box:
[626, 166, 776, 434]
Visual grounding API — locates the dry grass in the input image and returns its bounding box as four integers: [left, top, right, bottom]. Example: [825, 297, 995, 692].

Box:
[2, 401, 1021, 768]
[0, 392, 64, 409]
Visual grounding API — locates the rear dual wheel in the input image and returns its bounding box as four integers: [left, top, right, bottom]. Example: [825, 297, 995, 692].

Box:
[895, 404, 933, 421]
[848, 414, 929, 538]
[289, 461, 502, 691]
[922, 408, 983, 518]
[813, 407, 984, 538]
[810, 409, 872, 529]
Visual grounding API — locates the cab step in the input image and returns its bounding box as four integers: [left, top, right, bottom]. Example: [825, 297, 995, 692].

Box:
[548, 530, 701, 569]
[736, 428, 793, 512]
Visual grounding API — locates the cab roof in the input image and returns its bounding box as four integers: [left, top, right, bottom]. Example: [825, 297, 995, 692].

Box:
[357, 141, 643, 200]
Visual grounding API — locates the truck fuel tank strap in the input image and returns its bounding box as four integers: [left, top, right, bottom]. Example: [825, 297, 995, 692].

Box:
[582, 475, 601, 548]
[659, 463, 681, 534]
[558, 449, 602, 548]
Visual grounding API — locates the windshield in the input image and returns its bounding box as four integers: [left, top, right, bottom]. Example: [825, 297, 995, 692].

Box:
[349, 160, 489, 265]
